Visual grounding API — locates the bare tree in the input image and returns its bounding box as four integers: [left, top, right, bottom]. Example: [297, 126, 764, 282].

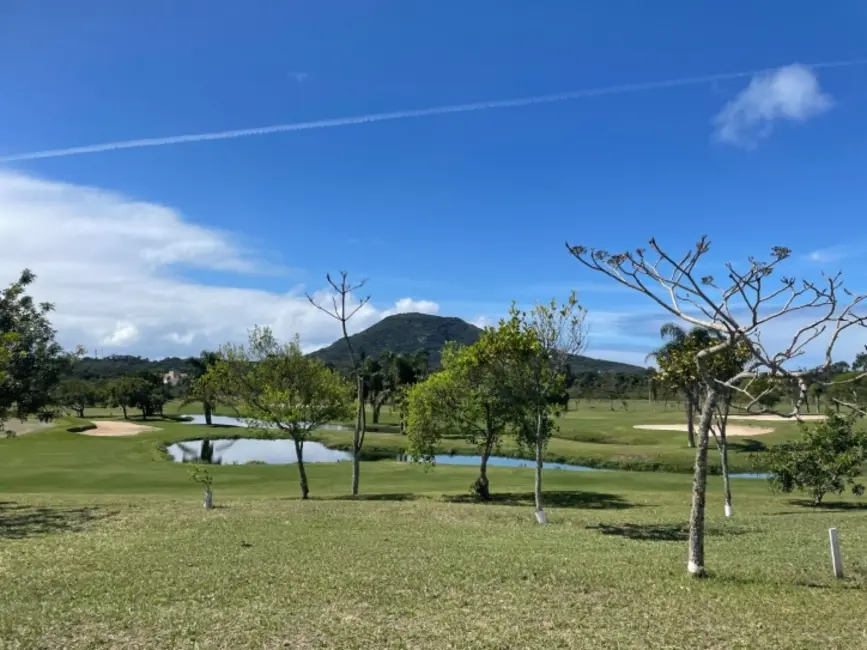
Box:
[307, 272, 371, 496]
[568, 237, 867, 577]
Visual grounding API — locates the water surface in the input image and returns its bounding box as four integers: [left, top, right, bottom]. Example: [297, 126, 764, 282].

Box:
[403, 454, 607, 472]
[183, 414, 348, 430]
[167, 438, 351, 465]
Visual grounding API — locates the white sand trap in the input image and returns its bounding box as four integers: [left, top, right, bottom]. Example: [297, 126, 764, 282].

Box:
[78, 420, 160, 437]
[727, 414, 826, 422]
[634, 424, 774, 437]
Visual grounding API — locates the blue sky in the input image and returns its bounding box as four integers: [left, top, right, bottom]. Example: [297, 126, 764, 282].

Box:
[1, 1, 866, 366]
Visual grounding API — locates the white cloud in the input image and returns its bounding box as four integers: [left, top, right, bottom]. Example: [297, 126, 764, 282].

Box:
[712, 64, 833, 147]
[805, 245, 850, 264]
[103, 322, 140, 347]
[385, 298, 439, 317]
[0, 170, 439, 358]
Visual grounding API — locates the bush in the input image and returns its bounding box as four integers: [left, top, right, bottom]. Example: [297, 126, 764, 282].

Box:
[765, 413, 867, 506]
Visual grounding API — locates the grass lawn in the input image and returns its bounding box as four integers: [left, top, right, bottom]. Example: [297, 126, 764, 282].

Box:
[2, 416, 867, 648]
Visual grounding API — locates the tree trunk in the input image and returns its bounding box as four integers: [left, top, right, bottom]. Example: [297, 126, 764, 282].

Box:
[203, 401, 213, 426]
[685, 390, 696, 448]
[372, 400, 381, 424]
[203, 487, 213, 510]
[295, 439, 310, 500]
[687, 387, 717, 577]
[121, 405, 128, 419]
[534, 411, 544, 514]
[351, 377, 364, 496]
[720, 435, 732, 517]
[75, 406, 84, 418]
[474, 452, 491, 500]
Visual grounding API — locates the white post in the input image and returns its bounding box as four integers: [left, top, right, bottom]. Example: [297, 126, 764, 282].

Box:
[534, 509, 548, 525]
[724, 503, 733, 517]
[828, 527, 843, 579]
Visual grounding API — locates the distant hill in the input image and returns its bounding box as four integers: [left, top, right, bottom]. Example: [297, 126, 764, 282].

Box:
[70, 314, 644, 380]
[309, 312, 645, 374]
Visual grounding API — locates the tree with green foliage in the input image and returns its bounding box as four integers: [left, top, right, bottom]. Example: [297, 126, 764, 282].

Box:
[407, 328, 527, 500]
[504, 292, 587, 520]
[853, 350, 867, 373]
[55, 378, 99, 417]
[205, 326, 352, 499]
[0, 269, 78, 433]
[180, 351, 224, 425]
[106, 372, 168, 420]
[647, 323, 709, 447]
[765, 414, 867, 505]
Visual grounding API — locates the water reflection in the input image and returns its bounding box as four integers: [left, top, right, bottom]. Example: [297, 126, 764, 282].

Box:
[183, 414, 348, 430]
[167, 438, 352, 465]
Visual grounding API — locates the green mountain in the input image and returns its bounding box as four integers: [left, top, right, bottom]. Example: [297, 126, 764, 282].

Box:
[308, 312, 645, 374]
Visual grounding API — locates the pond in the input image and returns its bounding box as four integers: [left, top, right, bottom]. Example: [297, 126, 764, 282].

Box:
[400, 454, 607, 472]
[167, 438, 351, 465]
[183, 414, 348, 430]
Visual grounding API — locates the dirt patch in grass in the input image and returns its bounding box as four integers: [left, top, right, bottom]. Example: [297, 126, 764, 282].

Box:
[633, 423, 774, 436]
[77, 420, 161, 437]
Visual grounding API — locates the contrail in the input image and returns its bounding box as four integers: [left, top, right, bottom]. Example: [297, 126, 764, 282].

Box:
[1, 58, 864, 163]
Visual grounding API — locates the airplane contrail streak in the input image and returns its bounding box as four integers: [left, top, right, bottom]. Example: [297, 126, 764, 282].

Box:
[1, 59, 864, 163]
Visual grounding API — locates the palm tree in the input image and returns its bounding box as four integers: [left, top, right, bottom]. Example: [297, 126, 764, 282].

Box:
[646, 323, 706, 448]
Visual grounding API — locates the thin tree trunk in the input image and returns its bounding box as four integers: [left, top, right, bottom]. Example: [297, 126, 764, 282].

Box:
[295, 439, 310, 500]
[687, 387, 717, 577]
[372, 400, 381, 424]
[203, 487, 213, 510]
[204, 401, 213, 426]
[474, 427, 495, 501]
[716, 398, 733, 517]
[351, 377, 364, 496]
[121, 405, 128, 419]
[476, 452, 491, 500]
[534, 411, 544, 513]
[685, 390, 696, 448]
[720, 433, 732, 517]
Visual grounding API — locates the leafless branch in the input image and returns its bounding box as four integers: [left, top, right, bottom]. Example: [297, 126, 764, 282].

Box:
[305, 271, 370, 370]
[567, 238, 867, 419]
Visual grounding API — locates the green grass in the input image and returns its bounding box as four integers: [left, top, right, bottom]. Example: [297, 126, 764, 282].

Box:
[2, 416, 867, 648]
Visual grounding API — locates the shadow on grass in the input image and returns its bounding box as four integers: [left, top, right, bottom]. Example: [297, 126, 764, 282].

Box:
[587, 522, 749, 542]
[0, 501, 118, 540]
[326, 493, 418, 502]
[786, 499, 867, 512]
[443, 490, 635, 510]
[728, 439, 768, 453]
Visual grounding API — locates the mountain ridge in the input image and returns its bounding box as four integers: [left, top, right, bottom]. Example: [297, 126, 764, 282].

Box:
[309, 312, 644, 374]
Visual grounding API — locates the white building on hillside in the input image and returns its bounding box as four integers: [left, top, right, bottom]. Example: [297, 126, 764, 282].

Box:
[162, 370, 188, 386]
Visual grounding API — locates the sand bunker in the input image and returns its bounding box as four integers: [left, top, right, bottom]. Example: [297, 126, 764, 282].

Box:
[727, 414, 826, 422]
[634, 424, 774, 437]
[78, 420, 160, 437]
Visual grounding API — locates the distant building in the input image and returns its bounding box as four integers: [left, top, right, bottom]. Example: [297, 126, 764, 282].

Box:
[162, 370, 188, 386]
